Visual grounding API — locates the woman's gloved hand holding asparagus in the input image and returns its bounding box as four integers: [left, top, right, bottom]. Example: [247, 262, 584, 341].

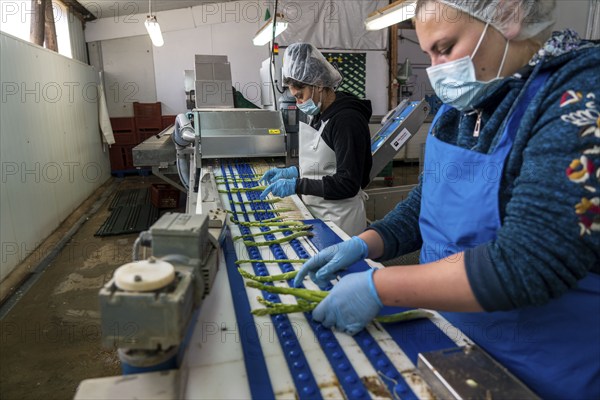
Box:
[294, 236, 383, 335]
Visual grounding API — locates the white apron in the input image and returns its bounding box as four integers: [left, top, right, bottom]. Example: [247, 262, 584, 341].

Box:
[299, 121, 367, 236]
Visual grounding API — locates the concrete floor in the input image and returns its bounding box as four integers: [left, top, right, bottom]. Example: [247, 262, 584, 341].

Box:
[0, 175, 166, 400]
[0, 163, 420, 400]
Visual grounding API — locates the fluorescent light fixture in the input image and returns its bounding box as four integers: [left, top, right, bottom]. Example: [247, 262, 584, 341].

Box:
[253, 13, 288, 46]
[365, 0, 417, 31]
[145, 15, 164, 47]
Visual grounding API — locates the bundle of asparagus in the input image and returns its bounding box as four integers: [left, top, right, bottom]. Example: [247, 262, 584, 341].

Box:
[239, 268, 433, 324]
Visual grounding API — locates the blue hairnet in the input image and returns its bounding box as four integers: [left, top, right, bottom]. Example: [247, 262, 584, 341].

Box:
[282, 43, 342, 88]
[419, 0, 556, 41]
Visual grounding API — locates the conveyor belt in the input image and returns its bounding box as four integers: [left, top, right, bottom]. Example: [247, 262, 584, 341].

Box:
[216, 161, 459, 399]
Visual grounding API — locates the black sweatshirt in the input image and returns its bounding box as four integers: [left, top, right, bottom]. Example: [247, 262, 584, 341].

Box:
[295, 92, 373, 200]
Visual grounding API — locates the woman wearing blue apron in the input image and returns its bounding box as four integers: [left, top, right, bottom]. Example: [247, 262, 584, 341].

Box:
[294, 1, 600, 398]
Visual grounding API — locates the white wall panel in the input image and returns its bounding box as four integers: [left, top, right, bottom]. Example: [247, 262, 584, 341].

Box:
[84, 11, 148, 42]
[154, 7, 197, 33]
[0, 32, 111, 283]
[211, 19, 270, 107]
[153, 26, 214, 115]
[101, 35, 157, 117]
[555, 0, 591, 34]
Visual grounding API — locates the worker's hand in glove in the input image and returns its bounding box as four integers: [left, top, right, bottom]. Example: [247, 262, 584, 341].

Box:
[260, 178, 297, 199]
[312, 269, 383, 335]
[293, 236, 369, 289]
[260, 167, 298, 185]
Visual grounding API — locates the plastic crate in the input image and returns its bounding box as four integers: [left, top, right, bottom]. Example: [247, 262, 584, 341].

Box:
[109, 144, 135, 170]
[150, 184, 180, 209]
[135, 116, 163, 141]
[133, 102, 162, 117]
[110, 117, 137, 145]
[162, 115, 176, 129]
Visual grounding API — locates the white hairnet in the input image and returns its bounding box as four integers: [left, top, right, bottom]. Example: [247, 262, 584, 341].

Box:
[282, 43, 342, 88]
[419, 0, 556, 41]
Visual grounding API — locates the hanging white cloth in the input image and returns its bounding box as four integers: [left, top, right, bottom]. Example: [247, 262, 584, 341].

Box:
[98, 71, 115, 145]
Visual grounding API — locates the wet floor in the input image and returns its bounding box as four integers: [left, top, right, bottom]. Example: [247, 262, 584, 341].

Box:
[0, 175, 163, 400]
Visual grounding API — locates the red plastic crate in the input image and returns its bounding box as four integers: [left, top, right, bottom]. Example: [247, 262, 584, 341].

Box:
[150, 184, 180, 209]
[133, 102, 162, 117]
[108, 145, 135, 171]
[110, 117, 137, 145]
[162, 115, 176, 129]
[135, 116, 163, 142]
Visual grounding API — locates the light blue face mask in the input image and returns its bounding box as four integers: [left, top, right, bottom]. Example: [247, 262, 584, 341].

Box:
[297, 87, 322, 116]
[426, 23, 510, 111]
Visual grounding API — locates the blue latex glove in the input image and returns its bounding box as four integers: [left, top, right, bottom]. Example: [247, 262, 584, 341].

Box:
[260, 178, 297, 199]
[260, 167, 298, 185]
[293, 236, 368, 289]
[312, 269, 383, 335]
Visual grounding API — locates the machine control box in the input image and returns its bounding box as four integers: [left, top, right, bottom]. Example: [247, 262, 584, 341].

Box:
[100, 268, 195, 350]
[150, 213, 209, 261]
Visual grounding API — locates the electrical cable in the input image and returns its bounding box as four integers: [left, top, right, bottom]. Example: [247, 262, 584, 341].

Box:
[269, 0, 280, 109]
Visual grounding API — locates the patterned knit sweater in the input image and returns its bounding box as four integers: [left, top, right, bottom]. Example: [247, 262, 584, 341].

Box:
[369, 30, 600, 311]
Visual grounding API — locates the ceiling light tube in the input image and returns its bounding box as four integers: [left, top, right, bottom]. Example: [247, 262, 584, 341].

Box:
[365, 0, 417, 31]
[145, 15, 164, 47]
[253, 13, 288, 46]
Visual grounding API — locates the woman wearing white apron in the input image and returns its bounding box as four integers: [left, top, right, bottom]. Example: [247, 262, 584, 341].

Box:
[293, 1, 600, 398]
[260, 43, 372, 237]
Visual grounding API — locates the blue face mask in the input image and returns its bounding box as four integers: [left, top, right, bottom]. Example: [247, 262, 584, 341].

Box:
[297, 87, 322, 116]
[426, 23, 510, 111]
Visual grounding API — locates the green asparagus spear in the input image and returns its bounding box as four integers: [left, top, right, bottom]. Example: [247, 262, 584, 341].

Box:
[216, 173, 261, 179]
[245, 280, 328, 303]
[252, 299, 317, 316]
[235, 259, 308, 265]
[226, 208, 294, 215]
[232, 198, 282, 205]
[238, 267, 298, 282]
[216, 178, 259, 184]
[236, 220, 304, 227]
[243, 231, 314, 247]
[375, 310, 434, 323]
[218, 186, 266, 194]
[251, 300, 433, 323]
[230, 216, 293, 224]
[233, 225, 312, 240]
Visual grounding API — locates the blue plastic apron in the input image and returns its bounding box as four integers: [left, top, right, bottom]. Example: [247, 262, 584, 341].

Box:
[419, 72, 600, 399]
